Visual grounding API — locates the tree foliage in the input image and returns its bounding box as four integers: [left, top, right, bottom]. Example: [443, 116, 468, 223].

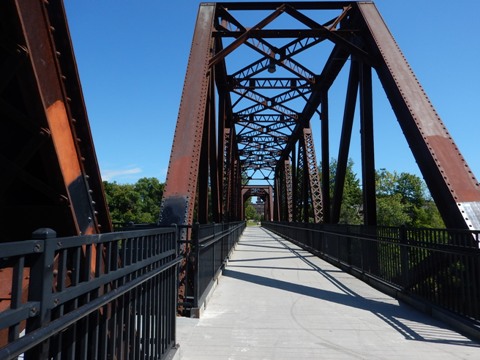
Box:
[375, 169, 444, 228]
[244, 201, 260, 221]
[103, 177, 164, 224]
[323, 159, 444, 228]
[326, 159, 363, 224]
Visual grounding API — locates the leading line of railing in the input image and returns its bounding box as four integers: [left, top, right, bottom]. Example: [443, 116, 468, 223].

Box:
[262, 221, 480, 335]
[0, 226, 182, 360]
[186, 221, 245, 316]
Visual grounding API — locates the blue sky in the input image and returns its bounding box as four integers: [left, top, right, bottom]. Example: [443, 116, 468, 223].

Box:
[64, 1, 480, 185]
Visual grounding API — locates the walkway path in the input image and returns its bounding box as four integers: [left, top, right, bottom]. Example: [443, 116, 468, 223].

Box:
[175, 226, 480, 359]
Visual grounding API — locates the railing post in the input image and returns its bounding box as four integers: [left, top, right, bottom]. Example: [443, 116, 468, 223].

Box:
[193, 223, 200, 309]
[400, 225, 409, 288]
[171, 223, 179, 256]
[25, 228, 57, 360]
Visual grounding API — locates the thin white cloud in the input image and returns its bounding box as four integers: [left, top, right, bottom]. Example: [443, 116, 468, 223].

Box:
[102, 167, 142, 181]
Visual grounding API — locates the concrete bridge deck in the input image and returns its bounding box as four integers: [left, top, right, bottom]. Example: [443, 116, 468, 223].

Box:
[175, 226, 480, 359]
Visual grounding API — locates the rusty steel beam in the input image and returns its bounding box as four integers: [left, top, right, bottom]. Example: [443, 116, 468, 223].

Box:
[332, 59, 359, 223]
[358, 2, 480, 230]
[159, 3, 216, 227]
[284, 160, 293, 222]
[209, 4, 286, 68]
[45, 1, 111, 233]
[216, 2, 353, 11]
[16, 0, 100, 235]
[359, 61, 376, 226]
[320, 92, 330, 223]
[303, 128, 324, 223]
[0, 0, 110, 241]
[1, 0, 111, 346]
[162, 1, 480, 233]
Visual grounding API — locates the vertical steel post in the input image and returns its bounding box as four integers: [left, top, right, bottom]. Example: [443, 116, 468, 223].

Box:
[359, 62, 376, 226]
[208, 72, 220, 223]
[332, 60, 359, 223]
[321, 92, 330, 223]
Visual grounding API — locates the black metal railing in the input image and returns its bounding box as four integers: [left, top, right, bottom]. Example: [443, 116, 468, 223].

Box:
[0, 226, 182, 360]
[180, 221, 245, 315]
[262, 222, 480, 324]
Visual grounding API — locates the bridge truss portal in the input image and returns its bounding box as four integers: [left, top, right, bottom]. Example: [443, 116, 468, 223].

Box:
[160, 1, 480, 231]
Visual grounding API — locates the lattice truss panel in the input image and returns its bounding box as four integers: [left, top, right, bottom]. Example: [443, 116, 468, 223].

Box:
[208, 3, 355, 223]
[215, 6, 340, 185]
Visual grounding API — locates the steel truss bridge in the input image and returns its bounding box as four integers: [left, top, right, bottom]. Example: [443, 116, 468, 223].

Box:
[0, 1, 479, 359]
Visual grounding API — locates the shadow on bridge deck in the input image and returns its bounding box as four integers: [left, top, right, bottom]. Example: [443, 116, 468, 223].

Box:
[175, 227, 480, 360]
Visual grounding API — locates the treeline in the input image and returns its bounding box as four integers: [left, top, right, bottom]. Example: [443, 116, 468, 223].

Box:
[103, 160, 444, 228]
[327, 159, 444, 228]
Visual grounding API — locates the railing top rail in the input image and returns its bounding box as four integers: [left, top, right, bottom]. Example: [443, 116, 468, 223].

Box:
[0, 240, 44, 257]
[262, 221, 480, 249]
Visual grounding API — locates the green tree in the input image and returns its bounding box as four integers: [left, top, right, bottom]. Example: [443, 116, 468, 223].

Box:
[376, 193, 410, 226]
[103, 177, 164, 224]
[325, 158, 363, 224]
[244, 201, 259, 221]
[103, 181, 140, 224]
[322, 161, 444, 228]
[134, 177, 164, 223]
[375, 169, 444, 227]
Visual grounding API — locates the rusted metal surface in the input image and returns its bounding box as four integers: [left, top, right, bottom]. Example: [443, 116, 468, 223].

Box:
[0, 0, 111, 346]
[303, 128, 323, 223]
[359, 61, 377, 226]
[161, 1, 480, 232]
[332, 60, 359, 223]
[0, 0, 110, 241]
[284, 160, 294, 222]
[358, 2, 480, 229]
[45, 1, 112, 233]
[159, 3, 216, 228]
